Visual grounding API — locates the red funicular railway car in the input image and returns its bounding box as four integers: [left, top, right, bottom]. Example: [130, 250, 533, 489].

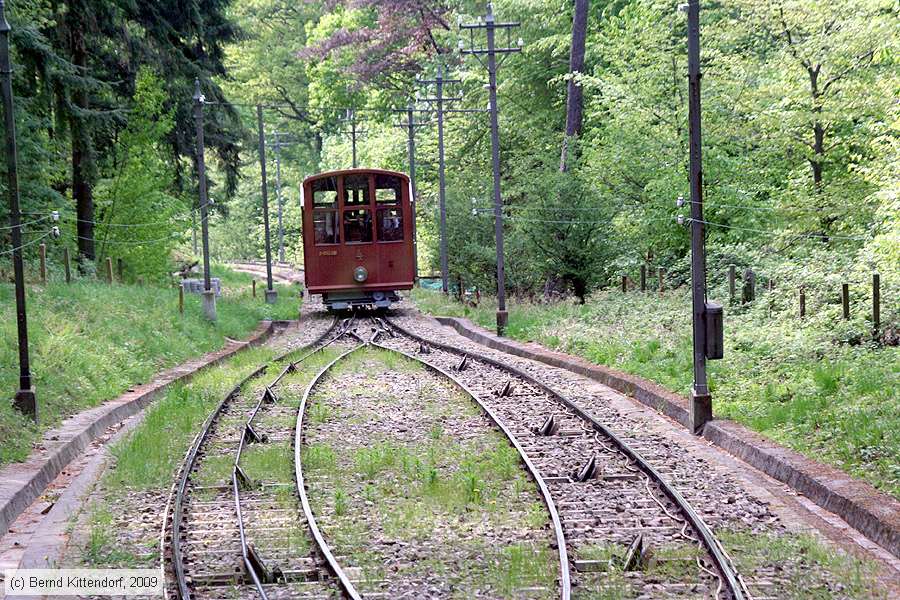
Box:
[301, 169, 415, 309]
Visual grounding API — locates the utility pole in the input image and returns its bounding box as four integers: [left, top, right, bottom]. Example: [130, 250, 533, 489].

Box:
[394, 102, 428, 279]
[191, 209, 198, 255]
[193, 79, 216, 321]
[406, 104, 419, 278]
[393, 103, 435, 280]
[339, 109, 368, 169]
[350, 112, 357, 168]
[685, 0, 711, 433]
[460, 3, 522, 335]
[419, 66, 462, 295]
[257, 104, 277, 303]
[273, 132, 285, 264]
[1, 0, 36, 419]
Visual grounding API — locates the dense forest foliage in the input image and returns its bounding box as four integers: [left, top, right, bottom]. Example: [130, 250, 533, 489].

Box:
[4, 0, 898, 308]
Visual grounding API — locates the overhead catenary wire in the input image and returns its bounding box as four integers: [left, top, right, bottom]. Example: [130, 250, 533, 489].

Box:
[0, 214, 51, 230]
[0, 231, 54, 256]
[74, 233, 183, 246]
[471, 210, 674, 226]
[693, 218, 872, 241]
[61, 215, 190, 228]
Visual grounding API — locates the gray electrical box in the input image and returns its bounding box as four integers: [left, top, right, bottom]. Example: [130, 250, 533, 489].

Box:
[181, 277, 222, 296]
[705, 301, 724, 359]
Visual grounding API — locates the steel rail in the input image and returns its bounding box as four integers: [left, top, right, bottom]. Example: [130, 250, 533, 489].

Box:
[383, 316, 746, 600]
[369, 329, 571, 600]
[168, 317, 340, 600]
[232, 318, 357, 599]
[294, 343, 367, 600]
[233, 432, 269, 599]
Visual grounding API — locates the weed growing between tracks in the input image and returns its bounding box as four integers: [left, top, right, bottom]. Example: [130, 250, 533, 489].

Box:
[302, 348, 559, 598]
[70, 326, 337, 570]
[72, 344, 283, 569]
[719, 530, 887, 599]
[412, 288, 899, 499]
[0, 265, 299, 466]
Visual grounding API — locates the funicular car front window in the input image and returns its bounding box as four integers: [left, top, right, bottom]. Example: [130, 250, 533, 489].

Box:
[375, 174, 401, 204]
[343, 209, 373, 243]
[377, 207, 403, 242]
[343, 175, 370, 206]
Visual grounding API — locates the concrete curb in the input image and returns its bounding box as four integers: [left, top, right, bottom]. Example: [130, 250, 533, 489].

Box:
[436, 315, 900, 559]
[0, 320, 279, 539]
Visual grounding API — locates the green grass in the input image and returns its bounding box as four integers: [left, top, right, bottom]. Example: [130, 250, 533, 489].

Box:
[302, 349, 557, 598]
[105, 344, 287, 490]
[412, 287, 900, 499]
[242, 442, 293, 482]
[719, 529, 887, 599]
[0, 264, 299, 466]
[81, 506, 147, 567]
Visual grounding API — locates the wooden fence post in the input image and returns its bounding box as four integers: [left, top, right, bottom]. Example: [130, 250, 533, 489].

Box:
[117, 257, 124, 282]
[39, 243, 46, 283]
[640, 265, 646, 292]
[799, 287, 806, 318]
[873, 273, 880, 336]
[105, 258, 113, 284]
[658, 267, 665, 295]
[728, 265, 736, 303]
[178, 285, 184, 315]
[252, 279, 256, 298]
[842, 283, 850, 320]
[63, 247, 71, 283]
[742, 269, 755, 303]
[621, 275, 627, 293]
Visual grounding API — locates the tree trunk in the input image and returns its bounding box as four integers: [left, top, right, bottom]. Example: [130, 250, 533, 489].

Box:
[810, 120, 824, 187]
[807, 66, 830, 236]
[560, 0, 589, 172]
[69, 6, 95, 261]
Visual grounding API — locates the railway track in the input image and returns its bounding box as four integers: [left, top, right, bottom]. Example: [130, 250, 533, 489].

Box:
[163, 309, 749, 599]
[294, 319, 569, 599]
[377, 315, 750, 600]
[162, 314, 357, 600]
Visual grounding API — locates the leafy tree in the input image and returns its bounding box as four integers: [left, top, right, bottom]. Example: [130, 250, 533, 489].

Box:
[733, 0, 896, 236]
[92, 68, 186, 281]
[301, 0, 454, 86]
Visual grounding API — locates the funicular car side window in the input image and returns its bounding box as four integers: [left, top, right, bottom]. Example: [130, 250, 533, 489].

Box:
[312, 177, 339, 245]
[375, 174, 401, 204]
[313, 211, 339, 245]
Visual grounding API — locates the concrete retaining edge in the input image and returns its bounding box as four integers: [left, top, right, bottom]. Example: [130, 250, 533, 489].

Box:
[435, 315, 900, 559]
[0, 319, 281, 539]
